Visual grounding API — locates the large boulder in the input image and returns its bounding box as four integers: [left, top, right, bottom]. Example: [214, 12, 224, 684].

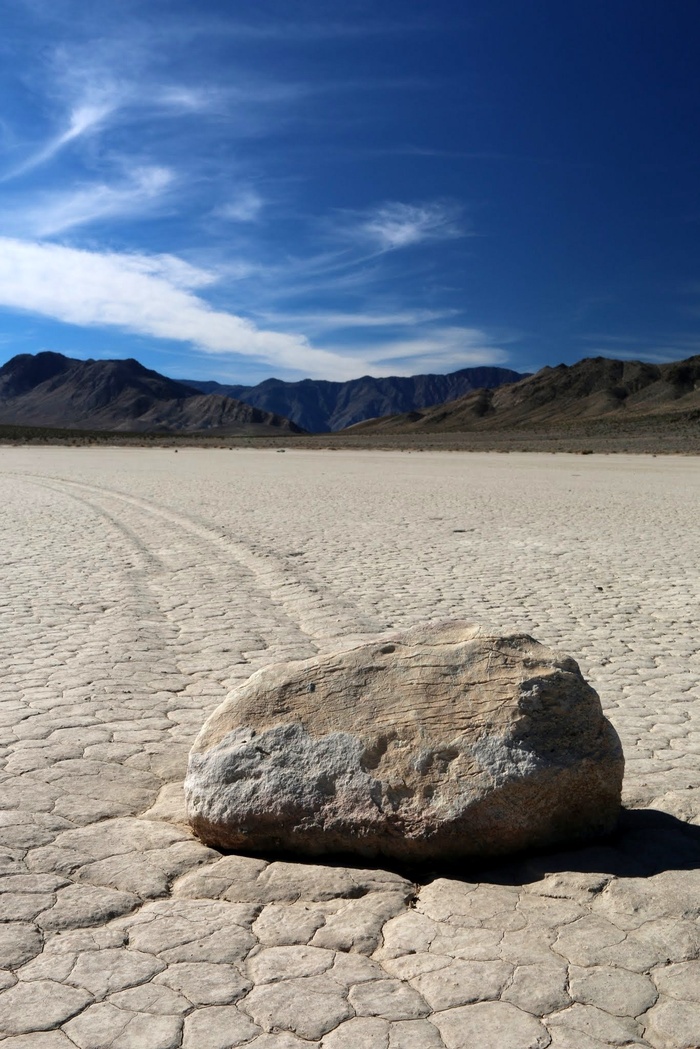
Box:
[185, 621, 624, 861]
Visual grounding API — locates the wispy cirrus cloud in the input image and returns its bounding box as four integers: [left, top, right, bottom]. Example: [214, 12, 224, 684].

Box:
[0, 166, 174, 237]
[217, 188, 266, 223]
[2, 99, 116, 181]
[1, 31, 307, 184]
[156, 85, 228, 113]
[188, 17, 432, 42]
[358, 326, 510, 374]
[2, 77, 286, 182]
[577, 332, 700, 363]
[257, 307, 459, 335]
[347, 200, 465, 251]
[229, 201, 466, 310]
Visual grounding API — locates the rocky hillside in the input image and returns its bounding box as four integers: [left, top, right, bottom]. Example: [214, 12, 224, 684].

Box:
[348, 356, 700, 434]
[0, 353, 304, 434]
[185, 366, 526, 432]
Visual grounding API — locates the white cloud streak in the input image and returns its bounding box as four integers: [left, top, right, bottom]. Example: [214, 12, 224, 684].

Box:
[2, 100, 115, 181]
[2, 52, 295, 184]
[351, 200, 464, 251]
[1, 167, 174, 237]
[578, 332, 700, 363]
[156, 85, 226, 113]
[581, 345, 696, 364]
[0, 238, 508, 380]
[217, 188, 265, 222]
[257, 308, 459, 335]
[0, 237, 366, 379]
[363, 327, 510, 373]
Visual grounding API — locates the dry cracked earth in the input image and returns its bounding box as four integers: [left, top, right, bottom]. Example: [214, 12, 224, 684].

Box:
[0, 447, 698, 1049]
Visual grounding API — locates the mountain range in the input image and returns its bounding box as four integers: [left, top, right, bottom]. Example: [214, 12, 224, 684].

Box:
[0, 353, 303, 435]
[348, 356, 700, 433]
[184, 367, 526, 432]
[0, 353, 524, 434]
[2, 351, 697, 441]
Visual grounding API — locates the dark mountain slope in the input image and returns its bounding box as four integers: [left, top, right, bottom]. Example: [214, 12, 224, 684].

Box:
[128, 393, 303, 434]
[184, 366, 526, 432]
[0, 350, 75, 396]
[348, 356, 700, 433]
[0, 353, 303, 434]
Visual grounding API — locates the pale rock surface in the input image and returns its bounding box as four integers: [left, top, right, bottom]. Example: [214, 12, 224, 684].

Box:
[431, 1000, 551, 1048]
[568, 964, 657, 1016]
[251, 902, 328, 945]
[1, 1036, 78, 1049]
[240, 975, 354, 1039]
[247, 1036, 310, 1048]
[181, 1005, 260, 1048]
[501, 963, 571, 1015]
[186, 621, 623, 859]
[248, 944, 335, 984]
[0, 979, 93, 1033]
[389, 1019, 445, 1048]
[153, 960, 251, 1005]
[62, 1002, 183, 1048]
[651, 960, 700, 1002]
[546, 1003, 644, 1044]
[411, 958, 513, 1011]
[643, 996, 700, 1049]
[348, 978, 430, 1020]
[321, 1016, 390, 1047]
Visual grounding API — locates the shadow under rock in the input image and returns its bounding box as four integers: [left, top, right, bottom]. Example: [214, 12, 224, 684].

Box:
[469, 808, 700, 889]
[207, 808, 700, 892]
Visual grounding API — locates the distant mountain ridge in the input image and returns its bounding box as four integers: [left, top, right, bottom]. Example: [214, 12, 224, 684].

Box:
[184, 366, 527, 432]
[348, 356, 700, 434]
[0, 352, 304, 434]
[10, 351, 691, 440]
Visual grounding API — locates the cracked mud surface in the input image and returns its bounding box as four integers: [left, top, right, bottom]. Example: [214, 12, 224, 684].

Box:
[0, 447, 698, 1048]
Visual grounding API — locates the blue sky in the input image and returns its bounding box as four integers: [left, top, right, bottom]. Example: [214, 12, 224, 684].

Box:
[1, 0, 699, 383]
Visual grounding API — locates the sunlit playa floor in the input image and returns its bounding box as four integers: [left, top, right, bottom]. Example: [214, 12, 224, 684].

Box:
[1, 447, 698, 1048]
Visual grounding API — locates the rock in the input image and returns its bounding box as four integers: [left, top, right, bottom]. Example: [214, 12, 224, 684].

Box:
[185, 621, 623, 860]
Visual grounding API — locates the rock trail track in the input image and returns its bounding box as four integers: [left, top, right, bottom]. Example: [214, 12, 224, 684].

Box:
[0, 446, 698, 1049]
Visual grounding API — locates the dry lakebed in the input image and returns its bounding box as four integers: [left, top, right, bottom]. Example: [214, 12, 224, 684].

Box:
[0, 446, 698, 1049]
